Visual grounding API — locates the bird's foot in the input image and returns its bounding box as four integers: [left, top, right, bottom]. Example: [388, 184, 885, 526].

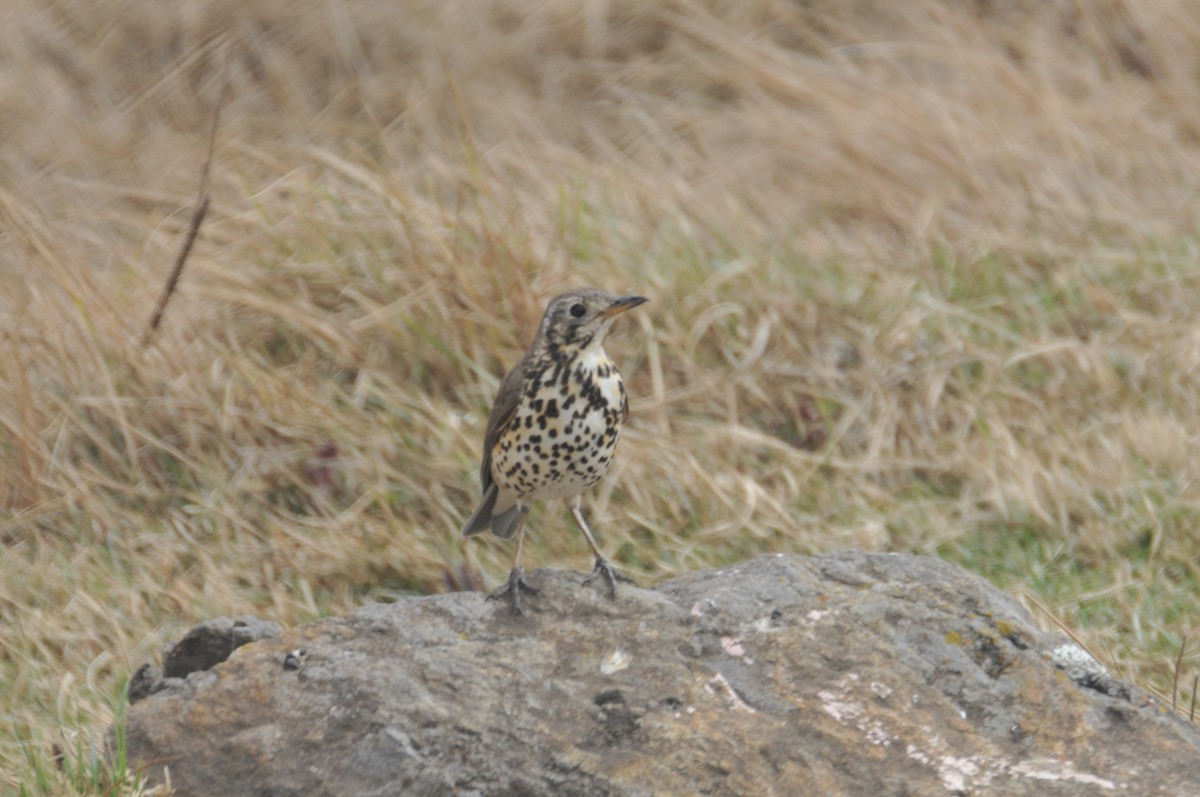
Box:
[486, 565, 540, 615]
[581, 556, 635, 599]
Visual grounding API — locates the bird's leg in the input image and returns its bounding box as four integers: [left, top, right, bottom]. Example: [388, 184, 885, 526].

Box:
[569, 497, 634, 598]
[486, 505, 539, 614]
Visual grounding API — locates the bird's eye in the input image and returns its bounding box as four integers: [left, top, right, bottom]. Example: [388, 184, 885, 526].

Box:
[569, 303, 586, 318]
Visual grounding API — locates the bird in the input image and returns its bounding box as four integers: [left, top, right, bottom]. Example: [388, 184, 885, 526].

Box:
[461, 287, 649, 613]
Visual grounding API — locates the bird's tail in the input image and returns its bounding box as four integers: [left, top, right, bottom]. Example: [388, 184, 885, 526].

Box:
[460, 484, 523, 538]
[460, 484, 498, 536]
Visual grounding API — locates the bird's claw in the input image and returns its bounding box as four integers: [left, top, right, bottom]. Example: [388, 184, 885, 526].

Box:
[581, 556, 634, 599]
[486, 565, 540, 615]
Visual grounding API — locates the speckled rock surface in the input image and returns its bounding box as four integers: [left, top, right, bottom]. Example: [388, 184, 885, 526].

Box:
[121, 552, 1200, 796]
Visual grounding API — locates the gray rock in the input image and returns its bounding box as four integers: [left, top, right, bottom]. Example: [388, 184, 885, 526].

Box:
[162, 615, 283, 679]
[128, 615, 282, 705]
[120, 552, 1200, 796]
[126, 663, 183, 704]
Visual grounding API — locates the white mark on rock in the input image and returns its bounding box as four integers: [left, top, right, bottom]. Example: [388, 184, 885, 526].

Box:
[1049, 644, 1101, 669]
[906, 744, 931, 766]
[817, 690, 862, 724]
[869, 681, 892, 700]
[864, 724, 891, 746]
[1009, 760, 1116, 789]
[385, 727, 422, 759]
[817, 689, 893, 747]
[1049, 644, 1112, 681]
[908, 740, 1118, 792]
[720, 636, 753, 664]
[939, 756, 981, 792]
[704, 673, 756, 713]
[600, 649, 630, 675]
[806, 609, 828, 623]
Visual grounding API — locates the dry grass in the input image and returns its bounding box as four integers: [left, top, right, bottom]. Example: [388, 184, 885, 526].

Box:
[3, 0, 1200, 791]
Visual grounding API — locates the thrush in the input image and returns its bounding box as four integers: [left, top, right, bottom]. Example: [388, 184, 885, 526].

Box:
[461, 288, 649, 613]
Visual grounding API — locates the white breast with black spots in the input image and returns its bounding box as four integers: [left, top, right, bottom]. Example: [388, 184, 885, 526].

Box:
[491, 348, 627, 501]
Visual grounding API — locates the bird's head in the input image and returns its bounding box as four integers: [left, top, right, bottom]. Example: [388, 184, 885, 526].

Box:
[535, 288, 648, 356]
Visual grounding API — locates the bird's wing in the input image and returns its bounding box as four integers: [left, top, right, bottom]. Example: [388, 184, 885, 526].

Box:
[479, 354, 527, 494]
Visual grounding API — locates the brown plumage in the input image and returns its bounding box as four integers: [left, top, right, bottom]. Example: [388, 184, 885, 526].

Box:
[461, 288, 648, 613]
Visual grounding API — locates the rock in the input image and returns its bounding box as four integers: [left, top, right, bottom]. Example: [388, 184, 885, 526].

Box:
[128, 615, 283, 705]
[126, 663, 181, 705]
[120, 553, 1200, 796]
[126, 616, 282, 708]
[162, 615, 281, 680]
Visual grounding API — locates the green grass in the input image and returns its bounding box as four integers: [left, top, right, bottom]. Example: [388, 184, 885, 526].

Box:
[9, 683, 140, 797]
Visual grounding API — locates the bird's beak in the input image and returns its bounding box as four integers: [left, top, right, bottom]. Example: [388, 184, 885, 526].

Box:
[602, 295, 650, 318]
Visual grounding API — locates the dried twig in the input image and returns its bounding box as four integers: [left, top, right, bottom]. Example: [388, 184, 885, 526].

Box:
[1172, 635, 1187, 715]
[145, 54, 231, 339]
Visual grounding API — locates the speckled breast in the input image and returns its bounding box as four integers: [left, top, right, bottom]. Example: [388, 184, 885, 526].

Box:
[491, 349, 628, 501]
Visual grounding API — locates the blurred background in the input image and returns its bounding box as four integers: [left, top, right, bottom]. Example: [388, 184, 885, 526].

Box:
[3, 0, 1200, 791]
